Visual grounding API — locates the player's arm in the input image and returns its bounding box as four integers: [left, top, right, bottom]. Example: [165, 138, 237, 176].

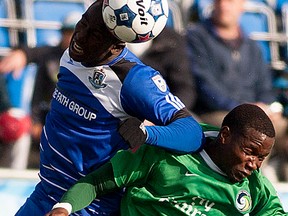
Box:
[46, 145, 156, 216]
[120, 67, 205, 153]
[119, 108, 204, 153]
[145, 109, 204, 152]
[45, 162, 117, 216]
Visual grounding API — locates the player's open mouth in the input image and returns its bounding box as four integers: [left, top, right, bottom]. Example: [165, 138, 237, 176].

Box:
[72, 41, 84, 54]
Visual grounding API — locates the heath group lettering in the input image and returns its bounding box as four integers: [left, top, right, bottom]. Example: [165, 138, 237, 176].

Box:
[53, 88, 97, 121]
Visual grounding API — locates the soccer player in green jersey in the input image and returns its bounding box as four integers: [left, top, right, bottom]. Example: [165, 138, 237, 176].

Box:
[46, 104, 287, 216]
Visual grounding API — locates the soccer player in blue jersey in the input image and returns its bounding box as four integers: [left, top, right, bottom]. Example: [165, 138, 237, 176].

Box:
[15, 1, 204, 216]
[46, 104, 287, 216]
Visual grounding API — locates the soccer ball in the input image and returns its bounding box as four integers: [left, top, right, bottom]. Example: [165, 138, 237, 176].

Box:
[102, 0, 169, 43]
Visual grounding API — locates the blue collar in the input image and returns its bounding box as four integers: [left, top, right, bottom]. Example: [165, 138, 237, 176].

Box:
[106, 47, 129, 66]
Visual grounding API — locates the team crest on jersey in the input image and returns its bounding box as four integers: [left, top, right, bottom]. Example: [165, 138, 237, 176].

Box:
[89, 68, 107, 89]
[152, 74, 167, 92]
[235, 190, 252, 214]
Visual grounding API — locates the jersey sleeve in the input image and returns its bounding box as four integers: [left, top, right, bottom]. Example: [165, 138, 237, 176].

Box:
[120, 65, 204, 153]
[58, 145, 162, 213]
[120, 64, 184, 125]
[250, 173, 287, 215]
[60, 162, 117, 213]
[111, 145, 163, 187]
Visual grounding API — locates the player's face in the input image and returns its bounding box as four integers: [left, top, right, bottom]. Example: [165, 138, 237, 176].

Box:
[220, 127, 274, 183]
[70, 18, 113, 64]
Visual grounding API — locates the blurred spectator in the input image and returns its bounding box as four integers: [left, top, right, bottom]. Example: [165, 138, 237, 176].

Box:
[0, 74, 11, 114]
[0, 74, 31, 168]
[186, 0, 288, 181]
[173, 0, 199, 24]
[0, 73, 12, 167]
[128, 26, 200, 119]
[0, 11, 82, 168]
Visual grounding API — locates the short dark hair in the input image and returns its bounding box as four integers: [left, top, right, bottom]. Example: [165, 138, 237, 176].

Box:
[222, 104, 275, 138]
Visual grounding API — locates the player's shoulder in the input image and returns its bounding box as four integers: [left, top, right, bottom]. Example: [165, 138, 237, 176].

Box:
[111, 48, 158, 83]
[124, 62, 160, 86]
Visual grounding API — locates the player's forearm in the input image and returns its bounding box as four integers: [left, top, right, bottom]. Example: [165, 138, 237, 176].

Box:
[53, 162, 117, 214]
[146, 116, 204, 153]
[61, 179, 97, 213]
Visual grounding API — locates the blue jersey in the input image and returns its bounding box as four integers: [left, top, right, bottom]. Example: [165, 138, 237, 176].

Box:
[34, 47, 200, 215]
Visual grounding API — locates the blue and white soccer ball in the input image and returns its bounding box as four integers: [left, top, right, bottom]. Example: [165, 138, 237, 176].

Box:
[102, 0, 169, 43]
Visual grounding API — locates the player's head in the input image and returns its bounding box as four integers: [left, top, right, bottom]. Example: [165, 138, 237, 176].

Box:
[222, 103, 275, 138]
[69, 0, 125, 65]
[215, 103, 275, 183]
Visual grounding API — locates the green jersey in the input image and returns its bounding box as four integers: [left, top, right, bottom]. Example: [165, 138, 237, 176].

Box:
[60, 123, 287, 215]
[111, 145, 286, 216]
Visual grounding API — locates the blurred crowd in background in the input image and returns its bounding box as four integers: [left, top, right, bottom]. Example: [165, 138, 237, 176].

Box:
[0, 0, 288, 183]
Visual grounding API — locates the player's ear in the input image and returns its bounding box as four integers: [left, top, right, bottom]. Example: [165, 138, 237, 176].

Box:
[111, 44, 125, 55]
[219, 126, 231, 144]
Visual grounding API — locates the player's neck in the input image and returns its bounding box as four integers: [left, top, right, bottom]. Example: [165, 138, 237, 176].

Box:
[203, 139, 221, 165]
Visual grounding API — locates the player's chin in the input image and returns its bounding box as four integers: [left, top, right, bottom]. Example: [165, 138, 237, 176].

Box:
[229, 172, 246, 183]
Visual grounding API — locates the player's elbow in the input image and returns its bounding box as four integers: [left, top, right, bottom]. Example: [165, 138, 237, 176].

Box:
[183, 117, 204, 152]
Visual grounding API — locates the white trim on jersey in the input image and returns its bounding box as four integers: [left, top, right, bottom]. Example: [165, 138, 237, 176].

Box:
[48, 195, 58, 203]
[200, 150, 227, 176]
[165, 93, 185, 110]
[50, 164, 78, 181]
[43, 126, 73, 164]
[42, 163, 53, 171]
[204, 131, 219, 138]
[61, 51, 129, 121]
[39, 173, 68, 191]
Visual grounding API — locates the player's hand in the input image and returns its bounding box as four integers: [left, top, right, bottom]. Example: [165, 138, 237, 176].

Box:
[45, 208, 69, 216]
[118, 117, 147, 149]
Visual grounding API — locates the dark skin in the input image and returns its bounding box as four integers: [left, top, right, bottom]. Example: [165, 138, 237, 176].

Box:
[68, 0, 124, 66]
[81, 44, 123, 66]
[205, 126, 275, 183]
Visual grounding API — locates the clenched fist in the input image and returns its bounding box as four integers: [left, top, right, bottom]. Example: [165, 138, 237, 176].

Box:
[118, 117, 147, 149]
